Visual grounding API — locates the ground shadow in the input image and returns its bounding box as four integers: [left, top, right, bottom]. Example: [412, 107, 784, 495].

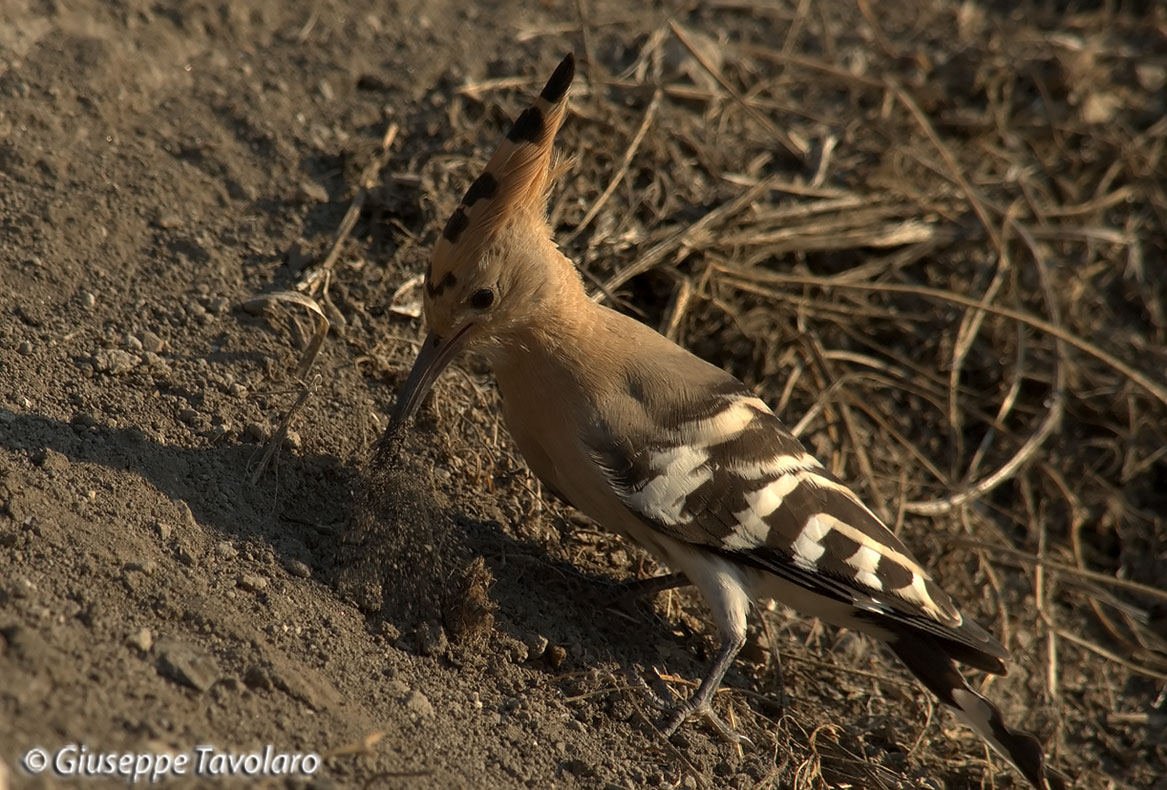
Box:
[0, 410, 356, 576]
[0, 410, 693, 688]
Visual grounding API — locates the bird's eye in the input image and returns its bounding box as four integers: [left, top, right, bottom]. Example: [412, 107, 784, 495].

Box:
[470, 287, 495, 310]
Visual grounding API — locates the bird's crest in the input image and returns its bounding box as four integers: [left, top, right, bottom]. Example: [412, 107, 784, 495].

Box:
[425, 53, 576, 299]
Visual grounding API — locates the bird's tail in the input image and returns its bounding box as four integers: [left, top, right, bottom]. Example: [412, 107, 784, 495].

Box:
[889, 633, 1067, 790]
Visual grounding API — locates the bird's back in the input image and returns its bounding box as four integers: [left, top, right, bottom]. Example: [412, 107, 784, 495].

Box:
[496, 301, 1009, 672]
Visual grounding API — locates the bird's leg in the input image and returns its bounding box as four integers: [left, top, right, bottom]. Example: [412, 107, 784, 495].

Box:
[605, 571, 690, 609]
[661, 631, 750, 746]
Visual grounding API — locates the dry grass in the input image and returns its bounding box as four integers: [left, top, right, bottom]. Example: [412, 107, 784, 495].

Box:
[321, 1, 1167, 787]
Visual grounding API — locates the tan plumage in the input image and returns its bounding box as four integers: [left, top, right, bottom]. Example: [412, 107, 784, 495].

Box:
[424, 54, 574, 313]
[389, 53, 1064, 790]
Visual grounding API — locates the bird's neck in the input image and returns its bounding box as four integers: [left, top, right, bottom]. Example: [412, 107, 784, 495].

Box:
[490, 248, 621, 403]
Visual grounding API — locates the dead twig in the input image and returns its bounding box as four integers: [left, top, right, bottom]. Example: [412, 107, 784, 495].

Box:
[562, 88, 661, 247]
[250, 374, 318, 485]
[710, 265, 1167, 409]
[301, 122, 400, 296]
[243, 291, 331, 380]
[244, 289, 331, 485]
[601, 175, 783, 297]
[948, 538, 1167, 605]
[1053, 628, 1167, 681]
[906, 214, 1068, 514]
[668, 20, 808, 161]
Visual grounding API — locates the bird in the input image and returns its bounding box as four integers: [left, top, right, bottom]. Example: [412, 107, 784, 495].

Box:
[386, 52, 1065, 790]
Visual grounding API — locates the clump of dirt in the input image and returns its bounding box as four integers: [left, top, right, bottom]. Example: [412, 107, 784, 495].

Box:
[336, 430, 470, 632]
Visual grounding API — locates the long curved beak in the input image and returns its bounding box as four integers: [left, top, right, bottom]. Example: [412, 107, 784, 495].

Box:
[388, 326, 474, 434]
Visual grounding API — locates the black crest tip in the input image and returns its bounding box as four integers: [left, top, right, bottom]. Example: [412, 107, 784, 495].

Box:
[539, 52, 576, 103]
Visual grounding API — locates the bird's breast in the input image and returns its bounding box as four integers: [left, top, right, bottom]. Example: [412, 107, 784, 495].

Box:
[494, 364, 640, 537]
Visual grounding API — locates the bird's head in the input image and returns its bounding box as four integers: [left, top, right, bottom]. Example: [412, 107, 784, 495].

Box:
[390, 53, 577, 432]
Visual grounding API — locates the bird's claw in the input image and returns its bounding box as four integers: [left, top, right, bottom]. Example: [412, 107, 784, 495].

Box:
[660, 698, 753, 748]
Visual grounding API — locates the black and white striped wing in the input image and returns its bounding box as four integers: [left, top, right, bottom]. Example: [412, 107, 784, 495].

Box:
[587, 386, 1007, 669]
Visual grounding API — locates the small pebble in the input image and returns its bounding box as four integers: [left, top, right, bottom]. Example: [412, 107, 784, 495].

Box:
[214, 541, 238, 560]
[81, 291, 96, 309]
[545, 645, 566, 669]
[298, 181, 329, 203]
[283, 559, 311, 578]
[176, 501, 196, 527]
[523, 633, 548, 661]
[127, 628, 153, 652]
[154, 212, 183, 229]
[139, 331, 165, 353]
[227, 180, 258, 201]
[236, 573, 267, 592]
[506, 640, 528, 663]
[154, 521, 173, 541]
[92, 349, 139, 375]
[124, 334, 143, 351]
[33, 448, 68, 472]
[17, 341, 32, 355]
[124, 560, 157, 574]
[156, 640, 219, 692]
[243, 664, 273, 691]
[404, 689, 434, 718]
[414, 621, 448, 656]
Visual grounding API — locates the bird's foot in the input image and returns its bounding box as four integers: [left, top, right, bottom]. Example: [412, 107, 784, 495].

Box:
[661, 697, 753, 748]
[627, 669, 749, 745]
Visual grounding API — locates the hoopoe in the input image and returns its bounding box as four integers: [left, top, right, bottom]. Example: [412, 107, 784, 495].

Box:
[388, 54, 1064, 790]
